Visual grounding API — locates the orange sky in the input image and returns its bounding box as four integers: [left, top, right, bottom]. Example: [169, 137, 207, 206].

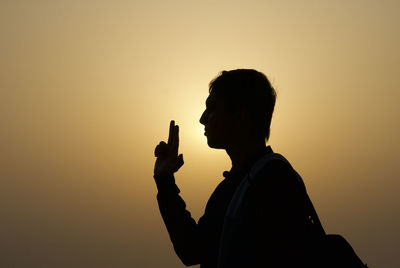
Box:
[1, 1, 399, 267]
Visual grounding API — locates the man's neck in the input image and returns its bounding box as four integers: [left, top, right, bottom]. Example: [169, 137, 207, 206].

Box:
[226, 140, 267, 175]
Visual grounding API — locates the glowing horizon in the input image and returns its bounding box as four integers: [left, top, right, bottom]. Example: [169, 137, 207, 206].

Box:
[1, 1, 399, 267]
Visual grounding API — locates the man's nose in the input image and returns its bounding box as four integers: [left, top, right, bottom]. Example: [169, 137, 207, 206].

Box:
[199, 111, 206, 125]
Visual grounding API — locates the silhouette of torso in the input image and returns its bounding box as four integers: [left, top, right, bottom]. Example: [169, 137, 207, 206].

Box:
[196, 167, 248, 268]
[155, 146, 309, 268]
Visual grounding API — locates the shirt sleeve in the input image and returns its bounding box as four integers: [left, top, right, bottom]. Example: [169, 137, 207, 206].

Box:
[154, 174, 202, 266]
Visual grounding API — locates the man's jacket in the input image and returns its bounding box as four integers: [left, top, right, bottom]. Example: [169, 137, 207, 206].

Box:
[218, 152, 310, 267]
[155, 147, 310, 268]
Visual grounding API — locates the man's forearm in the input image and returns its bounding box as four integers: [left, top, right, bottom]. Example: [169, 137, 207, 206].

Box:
[155, 174, 202, 265]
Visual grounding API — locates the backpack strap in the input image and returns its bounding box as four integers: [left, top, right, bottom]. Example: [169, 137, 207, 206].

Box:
[219, 151, 328, 268]
[248, 152, 326, 236]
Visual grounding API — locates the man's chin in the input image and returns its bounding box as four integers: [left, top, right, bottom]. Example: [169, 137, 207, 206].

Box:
[207, 139, 225, 149]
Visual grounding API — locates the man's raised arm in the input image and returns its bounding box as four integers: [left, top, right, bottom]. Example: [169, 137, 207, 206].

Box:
[153, 120, 202, 266]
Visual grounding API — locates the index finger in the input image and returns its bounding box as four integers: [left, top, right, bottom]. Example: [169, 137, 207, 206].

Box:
[168, 120, 175, 145]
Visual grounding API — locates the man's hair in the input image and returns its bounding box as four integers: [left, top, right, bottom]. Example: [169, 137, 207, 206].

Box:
[209, 69, 276, 140]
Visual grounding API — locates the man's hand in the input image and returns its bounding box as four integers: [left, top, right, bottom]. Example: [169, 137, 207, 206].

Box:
[154, 120, 184, 176]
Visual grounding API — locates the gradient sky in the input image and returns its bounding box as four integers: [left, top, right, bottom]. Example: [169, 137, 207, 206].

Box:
[1, 1, 399, 267]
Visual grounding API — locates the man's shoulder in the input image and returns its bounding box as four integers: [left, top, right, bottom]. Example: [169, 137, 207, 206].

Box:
[250, 151, 295, 178]
[249, 152, 304, 191]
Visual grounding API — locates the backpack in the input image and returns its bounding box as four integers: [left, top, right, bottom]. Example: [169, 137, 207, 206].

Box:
[273, 153, 369, 268]
[220, 152, 369, 268]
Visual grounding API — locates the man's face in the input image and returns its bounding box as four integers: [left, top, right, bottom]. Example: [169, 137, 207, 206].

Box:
[199, 92, 236, 149]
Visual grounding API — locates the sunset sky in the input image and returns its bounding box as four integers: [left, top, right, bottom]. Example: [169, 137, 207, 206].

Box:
[1, 1, 399, 267]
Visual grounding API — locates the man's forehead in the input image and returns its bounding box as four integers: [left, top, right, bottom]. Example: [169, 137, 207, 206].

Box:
[206, 92, 219, 105]
[205, 92, 232, 111]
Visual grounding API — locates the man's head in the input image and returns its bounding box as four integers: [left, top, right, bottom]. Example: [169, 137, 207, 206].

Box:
[200, 69, 276, 149]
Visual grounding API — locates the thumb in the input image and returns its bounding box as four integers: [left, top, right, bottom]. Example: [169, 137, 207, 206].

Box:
[176, 154, 184, 170]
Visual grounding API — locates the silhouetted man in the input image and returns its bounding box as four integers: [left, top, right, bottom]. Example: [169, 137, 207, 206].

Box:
[153, 69, 311, 267]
